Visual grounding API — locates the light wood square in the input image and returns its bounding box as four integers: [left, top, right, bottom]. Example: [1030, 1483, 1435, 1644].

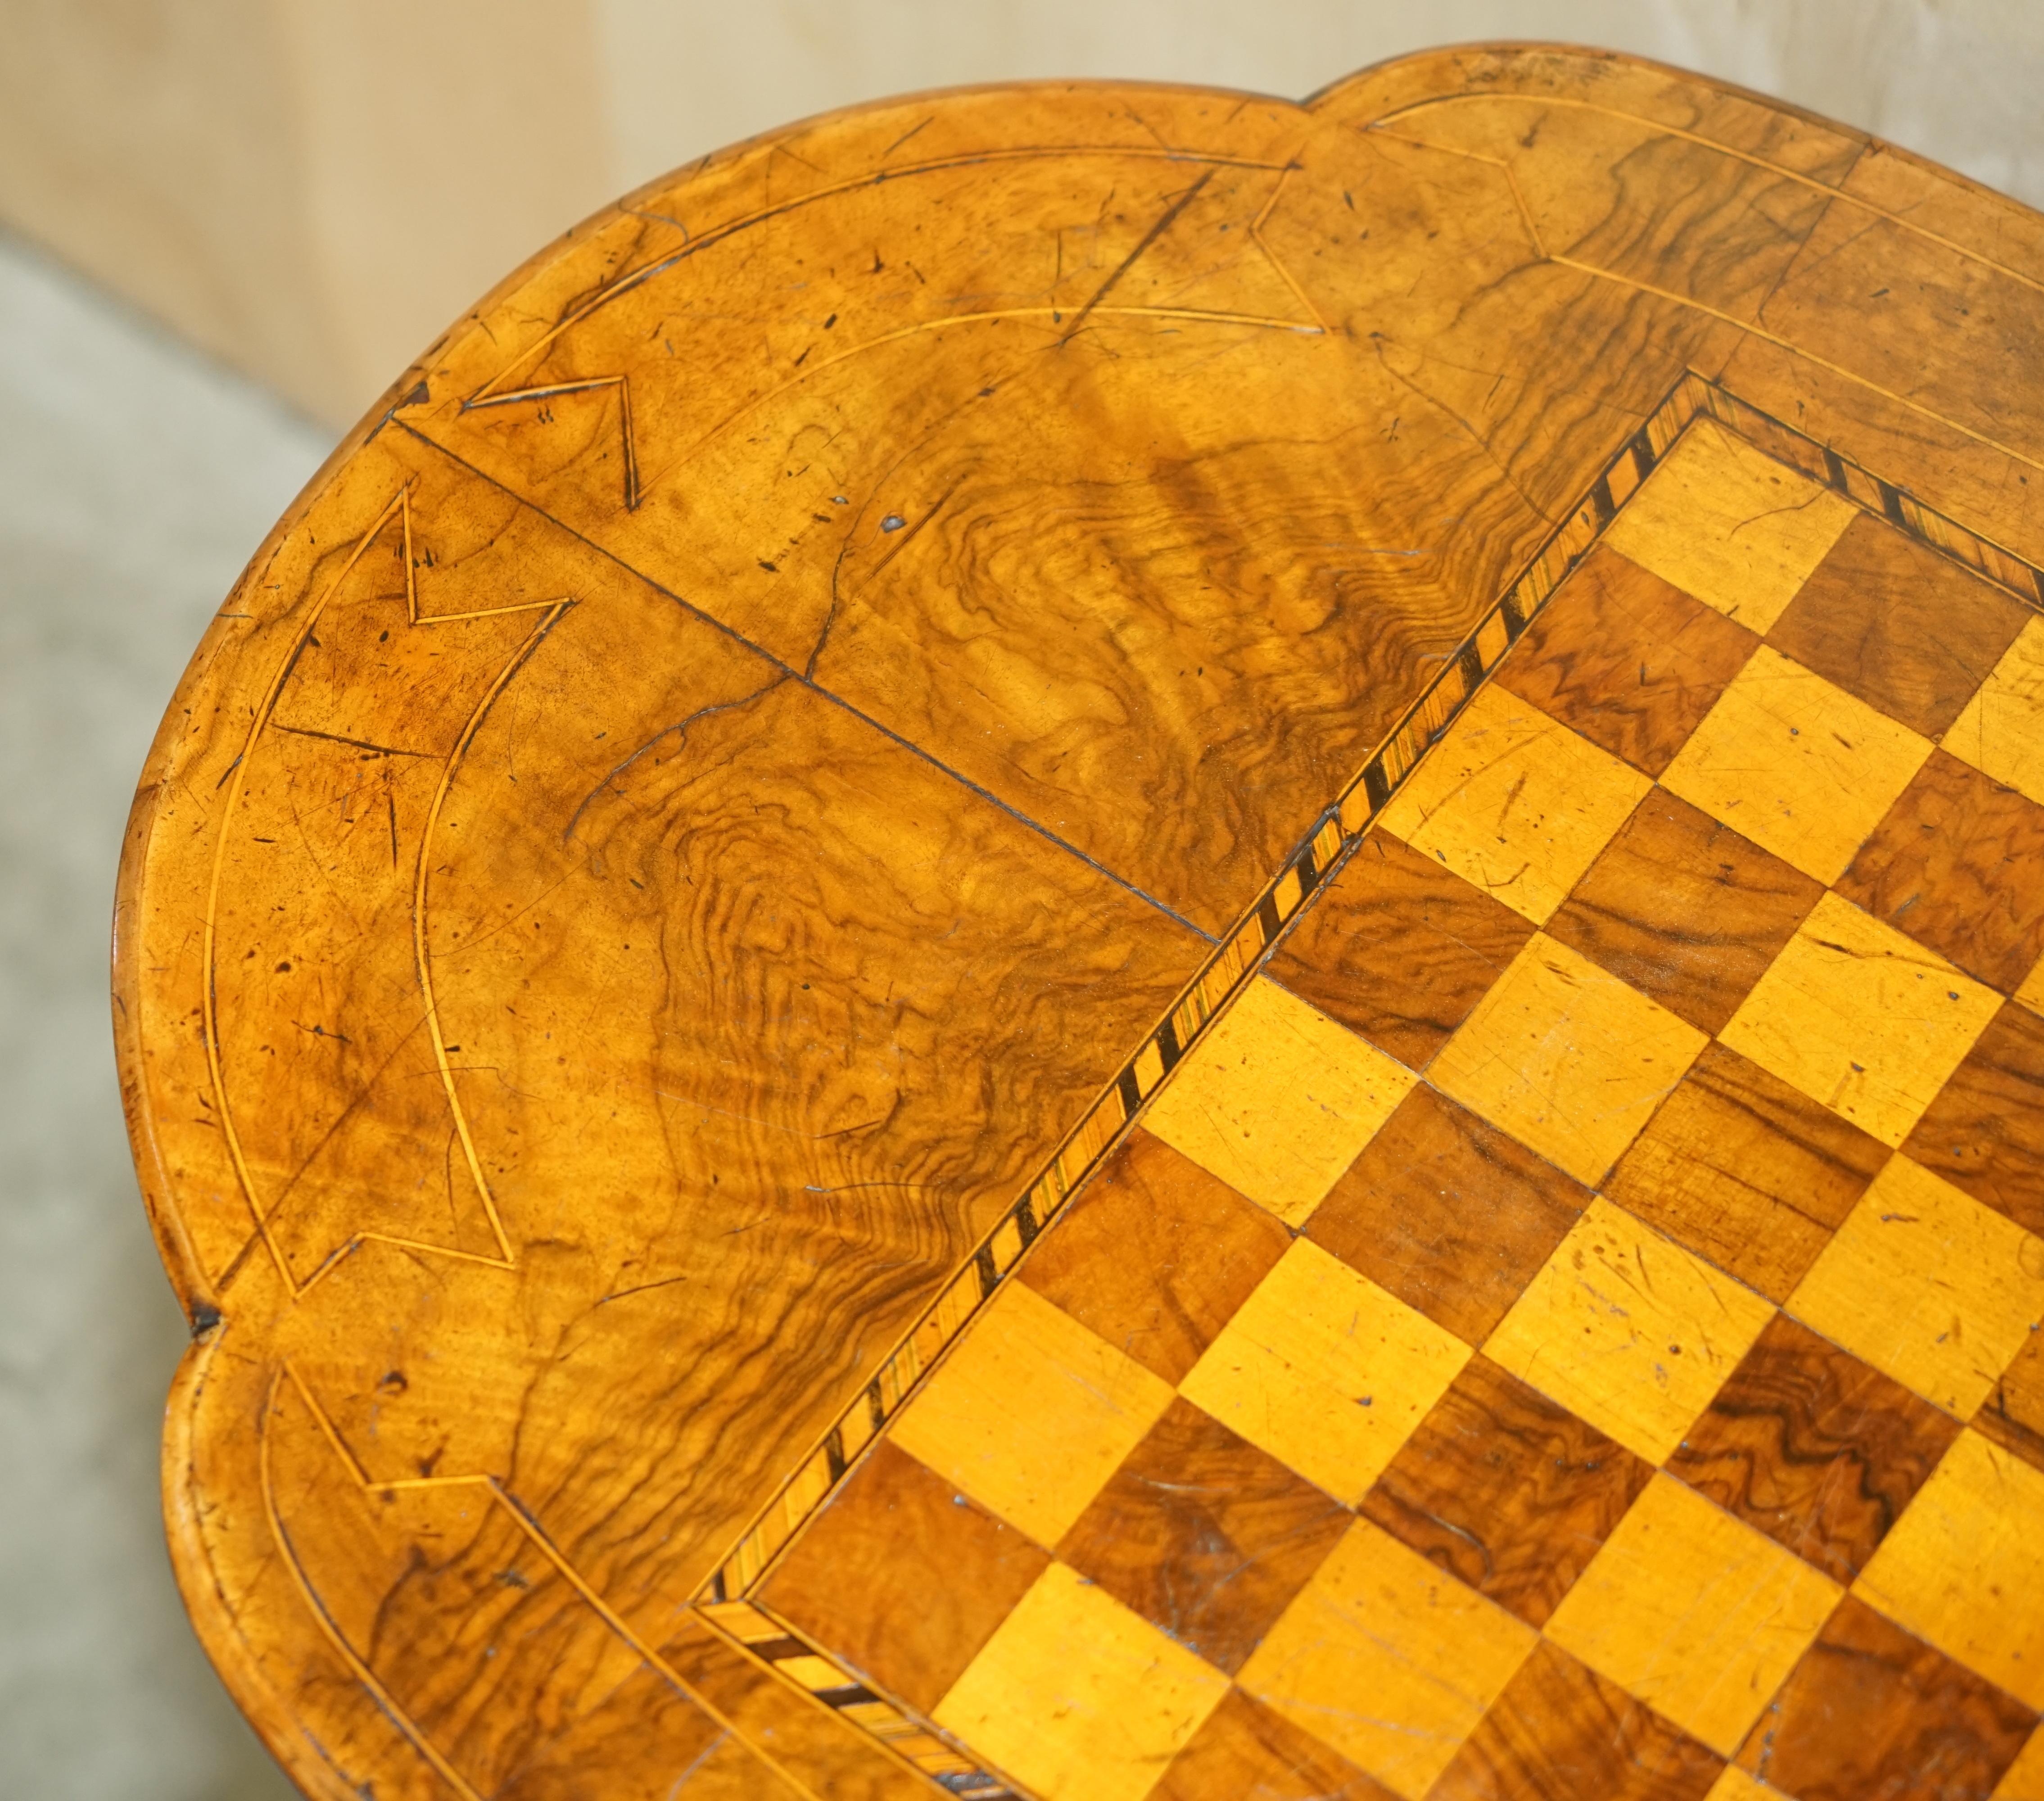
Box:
[890, 1279, 1172, 1546]
[1546, 1472, 1841, 1756]
[1484, 1196, 1775, 1465]
[1719, 891, 2001, 1149]
[1429, 932, 1708, 1186]
[1603, 416, 1856, 633]
[1660, 644, 1932, 884]
[1144, 975, 1415, 1226]
[1178, 1239, 1471, 1504]
[1376, 680, 1654, 924]
[1854, 1429, 2044, 1710]
[1788, 1155, 2044, 1416]
[1238, 1516, 1537, 1800]
[934, 1560, 1228, 1801]
[1947, 614, 2044, 810]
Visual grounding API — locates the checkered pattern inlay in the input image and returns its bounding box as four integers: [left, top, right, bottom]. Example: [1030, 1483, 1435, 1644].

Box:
[744, 420, 2044, 1801]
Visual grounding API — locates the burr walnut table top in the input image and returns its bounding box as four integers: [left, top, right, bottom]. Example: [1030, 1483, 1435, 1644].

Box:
[116, 42, 2044, 1801]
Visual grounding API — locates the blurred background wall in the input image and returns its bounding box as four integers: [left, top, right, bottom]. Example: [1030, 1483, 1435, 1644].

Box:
[2, 5, 2041, 1801]
[2, 0, 2043, 429]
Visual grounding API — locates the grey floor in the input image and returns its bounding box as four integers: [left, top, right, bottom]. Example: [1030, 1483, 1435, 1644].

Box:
[0, 232, 326, 1800]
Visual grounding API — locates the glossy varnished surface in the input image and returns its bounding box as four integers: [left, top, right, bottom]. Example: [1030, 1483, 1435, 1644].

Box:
[115, 42, 2044, 1801]
[761, 412, 2044, 1799]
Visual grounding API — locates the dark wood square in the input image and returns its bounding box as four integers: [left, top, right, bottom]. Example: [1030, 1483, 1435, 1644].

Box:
[1904, 1000, 2044, 1237]
[1976, 1326, 2044, 1475]
[1429, 1639, 1724, 1801]
[1605, 1041, 1890, 1303]
[1736, 1595, 2036, 1801]
[1269, 829, 1535, 1071]
[1149, 1688, 1397, 1801]
[1767, 511, 2031, 737]
[1839, 749, 2044, 994]
[1020, 1127, 1290, 1384]
[1360, 1355, 1652, 1629]
[1057, 1397, 1351, 1676]
[1492, 543, 1758, 775]
[1547, 788, 1822, 1034]
[756, 1438, 1050, 1715]
[1307, 1084, 1588, 1344]
[1667, 1313, 1960, 1584]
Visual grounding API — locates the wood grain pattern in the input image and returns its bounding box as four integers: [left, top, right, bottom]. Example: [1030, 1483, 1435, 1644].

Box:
[1493, 545, 1758, 777]
[1546, 789, 1822, 1036]
[1906, 999, 2044, 1234]
[1769, 513, 2032, 738]
[1057, 1397, 1351, 1677]
[1305, 1084, 1587, 1346]
[1604, 1040, 1890, 1303]
[756, 1439, 1052, 1716]
[1360, 1355, 1651, 1629]
[1665, 1312, 1960, 1584]
[114, 40, 2044, 1801]
[1734, 1595, 2035, 1801]
[1146, 1688, 1394, 1801]
[1839, 750, 2044, 995]
[1017, 1128, 1291, 1385]
[1429, 1639, 1724, 1801]
[1268, 829, 1535, 1071]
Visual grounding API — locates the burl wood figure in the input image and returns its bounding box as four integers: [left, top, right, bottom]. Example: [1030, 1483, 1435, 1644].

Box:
[114, 42, 2044, 1801]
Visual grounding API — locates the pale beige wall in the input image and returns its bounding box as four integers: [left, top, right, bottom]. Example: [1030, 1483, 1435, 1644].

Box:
[4, 0, 2040, 431]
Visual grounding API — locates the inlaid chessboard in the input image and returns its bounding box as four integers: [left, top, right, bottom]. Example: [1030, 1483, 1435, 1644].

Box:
[717, 412, 2044, 1801]
[118, 49, 2044, 1801]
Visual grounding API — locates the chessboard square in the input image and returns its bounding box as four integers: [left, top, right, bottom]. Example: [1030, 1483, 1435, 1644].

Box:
[889, 1278, 1173, 1546]
[1839, 750, 2044, 996]
[1057, 1397, 1351, 1677]
[1492, 543, 1759, 777]
[1602, 416, 1856, 634]
[1945, 615, 2044, 810]
[1148, 1687, 1398, 1801]
[1767, 511, 2031, 738]
[1547, 790, 1822, 1035]
[1666, 1312, 1961, 1585]
[1976, 1328, 2044, 1476]
[1179, 1240, 1471, 1504]
[1904, 1000, 2044, 1239]
[1719, 890, 2001, 1149]
[1605, 1041, 1889, 1304]
[1426, 1638, 1726, 1801]
[1855, 1429, 2044, 1710]
[1732, 1593, 2036, 1801]
[1144, 976, 1415, 1227]
[933, 1561, 1228, 1801]
[756, 1438, 1052, 1715]
[1546, 1472, 1843, 1756]
[1660, 644, 1932, 885]
[1307, 1084, 1588, 1346]
[1238, 1517, 1538, 1801]
[1787, 1155, 2044, 1418]
[1484, 1196, 1776, 1466]
[1021, 1127, 1291, 1385]
[1361, 1354, 1653, 1629]
[1375, 680, 1654, 925]
[1431, 933, 1707, 1187]
[1269, 831, 1535, 1072]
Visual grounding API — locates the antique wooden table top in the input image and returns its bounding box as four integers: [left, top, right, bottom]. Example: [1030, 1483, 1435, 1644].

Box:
[116, 43, 2044, 1801]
